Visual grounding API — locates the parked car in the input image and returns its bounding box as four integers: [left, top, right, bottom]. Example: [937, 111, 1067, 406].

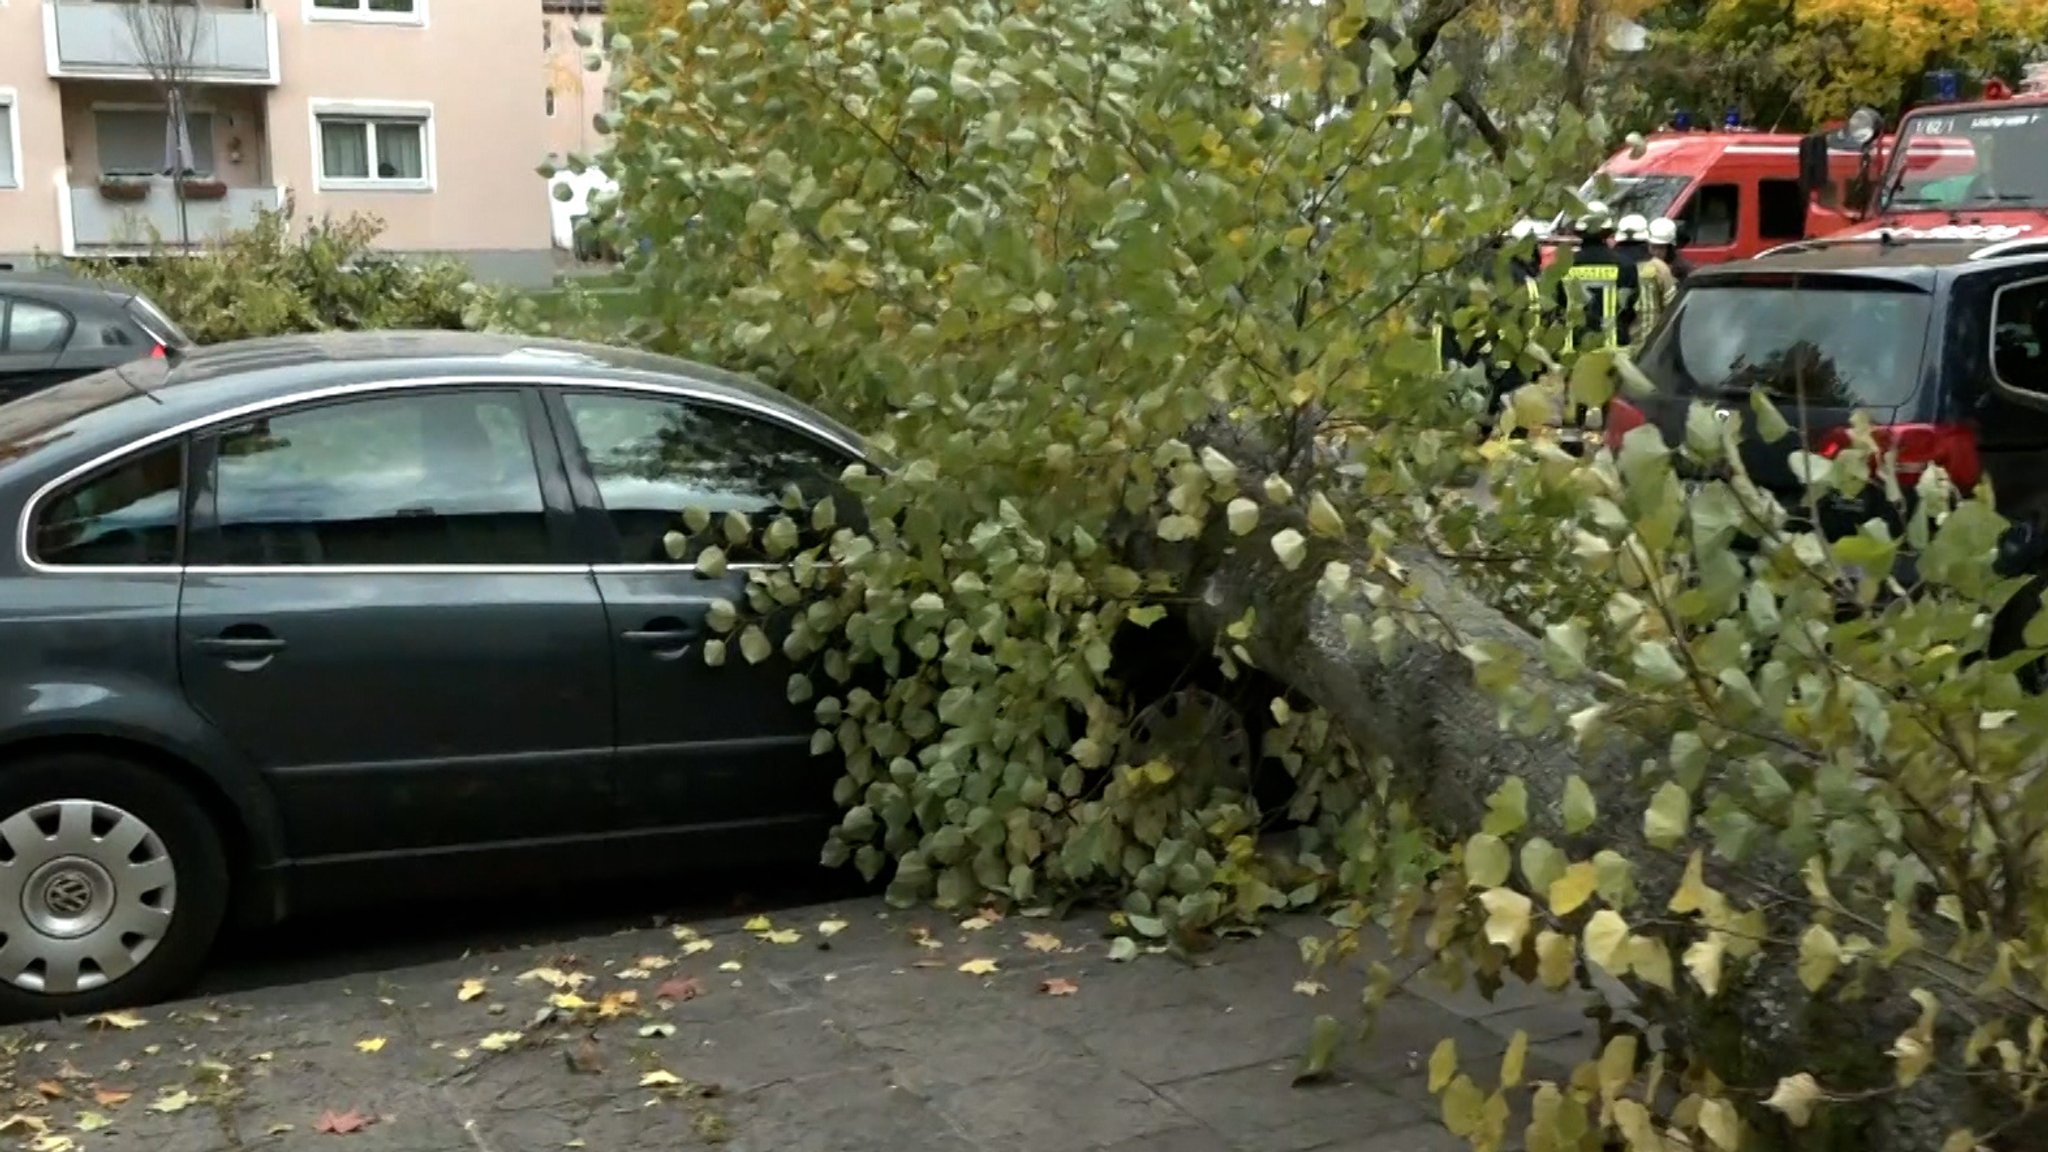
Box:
[0, 331, 1259, 1020]
[0, 274, 193, 402]
[1605, 233, 2048, 655]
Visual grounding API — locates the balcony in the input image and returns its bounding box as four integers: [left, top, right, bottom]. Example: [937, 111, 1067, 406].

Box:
[66, 178, 282, 254]
[45, 2, 280, 86]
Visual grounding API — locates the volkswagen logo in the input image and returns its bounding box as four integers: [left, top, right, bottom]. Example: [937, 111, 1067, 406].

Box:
[41, 871, 94, 918]
[1713, 408, 1735, 423]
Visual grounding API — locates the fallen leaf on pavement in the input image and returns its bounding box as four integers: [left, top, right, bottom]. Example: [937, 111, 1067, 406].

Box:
[266, 1124, 294, 1136]
[958, 958, 1000, 975]
[91, 1089, 131, 1108]
[87, 1012, 146, 1031]
[910, 927, 942, 950]
[354, 1037, 387, 1054]
[742, 916, 772, 932]
[477, 1031, 523, 1053]
[639, 1070, 682, 1088]
[1022, 932, 1063, 953]
[54, 1063, 87, 1082]
[976, 904, 1006, 923]
[655, 977, 702, 1002]
[717, 960, 743, 972]
[549, 993, 592, 1012]
[148, 1090, 193, 1114]
[680, 939, 715, 956]
[638, 1023, 676, 1038]
[34, 1081, 64, 1100]
[1040, 977, 1079, 996]
[0, 1115, 48, 1135]
[1293, 980, 1327, 997]
[74, 1112, 110, 1133]
[457, 979, 487, 1003]
[564, 1038, 603, 1075]
[315, 1109, 372, 1135]
[634, 955, 672, 971]
[672, 925, 701, 941]
[28, 1134, 73, 1152]
[817, 919, 848, 938]
[758, 929, 801, 945]
[1108, 937, 1139, 962]
[517, 967, 592, 991]
[959, 916, 994, 932]
[596, 991, 638, 1019]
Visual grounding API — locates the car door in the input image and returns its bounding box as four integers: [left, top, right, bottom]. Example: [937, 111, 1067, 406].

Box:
[176, 384, 619, 869]
[545, 386, 855, 845]
[0, 298, 74, 403]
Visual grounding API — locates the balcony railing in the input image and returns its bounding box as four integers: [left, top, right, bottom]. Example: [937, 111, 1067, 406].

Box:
[67, 179, 282, 253]
[45, 2, 280, 85]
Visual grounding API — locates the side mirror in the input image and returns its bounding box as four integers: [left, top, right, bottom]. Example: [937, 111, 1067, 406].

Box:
[1798, 134, 1831, 199]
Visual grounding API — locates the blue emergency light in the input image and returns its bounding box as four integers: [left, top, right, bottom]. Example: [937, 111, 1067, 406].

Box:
[1672, 110, 1692, 130]
[1723, 108, 1740, 128]
[1929, 70, 1961, 102]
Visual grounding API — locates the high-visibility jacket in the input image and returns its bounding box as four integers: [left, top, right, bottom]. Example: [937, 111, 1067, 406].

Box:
[1433, 279, 1545, 374]
[1558, 242, 1639, 352]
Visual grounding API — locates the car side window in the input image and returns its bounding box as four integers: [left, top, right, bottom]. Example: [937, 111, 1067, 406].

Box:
[32, 442, 185, 567]
[1993, 279, 2048, 394]
[1680, 183, 1741, 248]
[561, 392, 854, 564]
[2, 300, 72, 355]
[200, 390, 552, 567]
[1757, 179, 1806, 241]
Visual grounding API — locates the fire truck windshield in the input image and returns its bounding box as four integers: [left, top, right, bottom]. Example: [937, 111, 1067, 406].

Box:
[1576, 174, 1689, 218]
[1881, 105, 2048, 211]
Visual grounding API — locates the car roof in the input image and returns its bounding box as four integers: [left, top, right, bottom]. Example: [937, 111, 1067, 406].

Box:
[1693, 236, 2026, 287]
[0, 273, 137, 310]
[0, 330, 867, 487]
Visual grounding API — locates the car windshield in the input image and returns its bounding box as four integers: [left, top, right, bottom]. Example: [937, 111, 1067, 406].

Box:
[1639, 281, 1935, 409]
[1881, 105, 2048, 210]
[1576, 173, 1690, 218]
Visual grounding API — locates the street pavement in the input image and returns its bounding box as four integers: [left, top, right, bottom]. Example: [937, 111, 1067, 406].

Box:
[0, 901, 1598, 1152]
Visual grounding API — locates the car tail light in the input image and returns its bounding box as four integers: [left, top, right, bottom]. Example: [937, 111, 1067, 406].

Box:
[1813, 423, 1981, 489]
[1603, 398, 1647, 453]
[148, 342, 167, 360]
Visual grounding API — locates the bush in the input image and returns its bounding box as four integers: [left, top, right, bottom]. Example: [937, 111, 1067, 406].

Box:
[67, 198, 500, 343]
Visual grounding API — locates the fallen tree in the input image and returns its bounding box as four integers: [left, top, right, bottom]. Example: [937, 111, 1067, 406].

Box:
[587, 1, 2048, 1148]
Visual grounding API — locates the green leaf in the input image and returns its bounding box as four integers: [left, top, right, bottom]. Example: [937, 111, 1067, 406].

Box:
[1481, 778, 1528, 837]
[1226, 498, 1260, 535]
[1750, 389, 1791, 443]
[1562, 776, 1598, 834]
[1464, 833, 1511, 888]
[1108, 937, 1139, 963]
[697, 545, 730, 578]
[1269, 529, 1309, 570]
[739, 626, 774, 664]
[1295, 1014, 1341, 1084]
[1643, 782, 1691, 850]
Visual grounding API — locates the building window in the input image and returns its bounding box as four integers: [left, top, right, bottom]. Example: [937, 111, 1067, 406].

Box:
[314, 105, 431, 189]
[0, 91, 17, 190]
[307, 0, 425, 25]
[96, 109, 216, 178]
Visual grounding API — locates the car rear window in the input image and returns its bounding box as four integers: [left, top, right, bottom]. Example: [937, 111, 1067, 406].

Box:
[1640, 280, 1935, 409]
[124, 294, 192, 350]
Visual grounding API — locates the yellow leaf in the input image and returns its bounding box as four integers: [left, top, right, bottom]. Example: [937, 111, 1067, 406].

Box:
[457, 979, 487, 1003]
[1892, 1031, 1934, 1087]
[1643, 782, 1691, 850]
[1625, 935, 1674, 991]
[1684, 935, 1727, 997]
[1942, 1130, 1981, 1152]
[817, 919, 849, 938]
[639, 1070, 682, 1088]
[671, 925, 702, 942]
[1699, 1097, 1741, 1150]
[960, 915, 995, 931]
[1596, 1034, 1637, 1101]
[1500, 1030, 1529, 1088]
[550, 992, 593, 1011]
[1023, 931, 1063, 952]
[89, 1011, 147, 1030]
[355, 1037, 387, 1054]
[1464, 833, 1511, 888]
[1582, 910, 1629, 973]
[148, 1089, 194, 1114]
[28, 1136, 73, 1152]
[1428, 1037, 1459, 1092]
[1797, 924, 1842, 992]
[518, 966, 591, 990]
[1478, 887, 1534, 952]
[1765, 1073, 1823, 1127]
[1667, 850, 1719, 916]
[1292, 980, 1326, 997]
[760, 929, 802, 945]
[1547, 861, 1599, 916]
[718, 959, 743, 972]
[958, 958, 1000, 975]
[1441, 1075, 1486, 1137]
[742, 915, 772, 932]
[74, 1112, 112, 1133]
[1535, 930, 1576, 990]
[477, 1031, 523, 1052]
[681, 939, 715, 956]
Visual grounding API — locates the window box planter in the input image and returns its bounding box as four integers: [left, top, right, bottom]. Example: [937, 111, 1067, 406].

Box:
[97, 179, 150, 204]
[178, 178, 228, 202]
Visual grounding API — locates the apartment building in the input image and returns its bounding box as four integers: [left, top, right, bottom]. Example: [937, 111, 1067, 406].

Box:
[543, 0, 609, 164]
[0, 0, 555, 285]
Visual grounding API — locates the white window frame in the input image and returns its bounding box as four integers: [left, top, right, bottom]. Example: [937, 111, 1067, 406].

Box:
[0, 88, 20, 192]
[309, 99, 435, 192]
[304, 0, 427, 27]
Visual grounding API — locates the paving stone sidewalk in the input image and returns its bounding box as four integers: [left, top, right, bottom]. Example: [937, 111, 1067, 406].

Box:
[0, 901, 1598, 1152]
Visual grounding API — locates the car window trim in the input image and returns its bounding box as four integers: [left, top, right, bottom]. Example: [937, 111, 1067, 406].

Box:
[26, 437, 191, 570]
[17, 373, 865, 578]
[542, 384, 864, 566]
[1988, 274, 2048, 398]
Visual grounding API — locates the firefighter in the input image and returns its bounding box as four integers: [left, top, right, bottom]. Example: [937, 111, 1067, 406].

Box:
[1559, 207, 1639, 350]
[1648, 217, 1693, 284]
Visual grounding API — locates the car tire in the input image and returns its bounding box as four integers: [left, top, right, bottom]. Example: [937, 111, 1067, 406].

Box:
[0, 755, 228, 1023]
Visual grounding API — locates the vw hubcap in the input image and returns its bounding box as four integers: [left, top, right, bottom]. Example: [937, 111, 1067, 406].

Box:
[1124, 688, 1254, 796]
[0, 801, 176, 995]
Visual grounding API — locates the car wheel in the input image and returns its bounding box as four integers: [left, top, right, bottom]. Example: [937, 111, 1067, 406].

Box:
[0, 755, 227, 1022]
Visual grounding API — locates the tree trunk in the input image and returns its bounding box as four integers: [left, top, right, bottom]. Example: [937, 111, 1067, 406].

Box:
[1128, 421, 2038, 1151]
[1562, 0, 1600, 112]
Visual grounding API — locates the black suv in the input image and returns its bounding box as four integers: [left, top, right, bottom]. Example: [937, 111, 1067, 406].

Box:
[1607, 234, 2048, 645]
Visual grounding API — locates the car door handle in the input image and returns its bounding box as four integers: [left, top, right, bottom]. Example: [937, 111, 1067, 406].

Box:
[621, 619, 700, 648]
[194, 636, 288, 656]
